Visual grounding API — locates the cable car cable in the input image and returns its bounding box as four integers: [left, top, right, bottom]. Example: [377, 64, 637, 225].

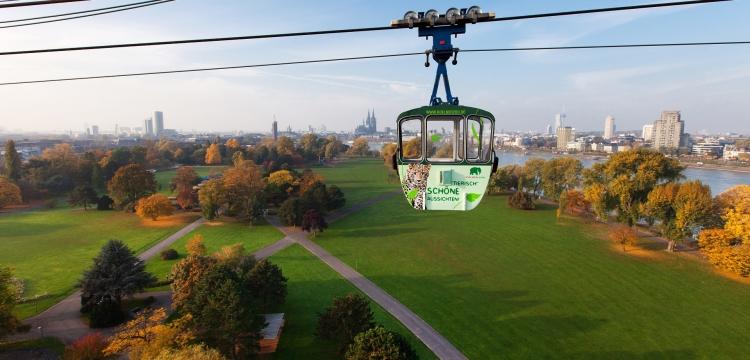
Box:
[0, 0, 729, 56]
[0, 0, 172, 29]
[0, 0, 166, 24]
[1, 40, 748, 87]
[0, 0, 87, 9]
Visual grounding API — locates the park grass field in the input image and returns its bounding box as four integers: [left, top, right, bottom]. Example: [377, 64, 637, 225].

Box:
[145, 219, 284, 281]
[0, 208, 198, 319]
[269, 244, 435, 360]
[312, 158, 396, 208]
[154, 165, 226, 195]
[313, 161, 750, 359]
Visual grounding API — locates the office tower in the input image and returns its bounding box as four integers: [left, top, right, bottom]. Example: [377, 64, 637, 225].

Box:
[556, 126, 575, 150]
[144, 118, 153, 136]
[91, 125, 99, 136]
[546, 124, 552, 135]
[604, 115, 615, 139]
[642, 124, 654, 141]
[554, 113, 565, 131]
[652, 111, 685, 149]
[272, 120, 278, 140]
[154, 111, 164, 136]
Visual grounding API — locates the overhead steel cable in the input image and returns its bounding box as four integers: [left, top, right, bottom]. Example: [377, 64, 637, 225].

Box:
[2, 40, 748, 86]
[0, 0, 86, 9]
[0, 0, 165, 24]
[0, 0, 730, 56]
[0, 0, 172, 29]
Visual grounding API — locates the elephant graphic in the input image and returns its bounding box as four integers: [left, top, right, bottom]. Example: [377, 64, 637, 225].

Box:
[469, 167, 481, 176]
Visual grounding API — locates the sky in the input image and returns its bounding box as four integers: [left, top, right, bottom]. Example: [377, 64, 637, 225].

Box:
[0, 0, 749, 135]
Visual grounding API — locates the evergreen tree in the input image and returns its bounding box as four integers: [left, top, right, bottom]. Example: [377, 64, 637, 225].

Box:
[345, 326, 418, 360]
[68, 185, 99, 210]
[317, 293, 376, 352]
[3, 140, 21, 181]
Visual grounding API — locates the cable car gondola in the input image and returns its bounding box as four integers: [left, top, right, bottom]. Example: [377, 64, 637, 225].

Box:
[391, 7, 499, 211]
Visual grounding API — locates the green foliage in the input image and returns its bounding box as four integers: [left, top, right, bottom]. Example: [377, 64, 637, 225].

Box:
[316, 293, 376, 352]
[345, 326, 418, 360]
[198, 178, 223, 220]
[170, 254, 218, 310]
[508, 189, 535, 210]
[326, 185, 346, 211]
[79, 240, 156, 326]
[540, 157, 582, 201]
[243, 259, 287, 313]
[68, 185, 99, 210]
[160, 249, 179, 260]
[107, 164, 157, 210]
[96, 195, 114, 210]
[279, 197, 305, 226]
[3, 140, 22, 181]
[0, 266, 21, 339]
[583, 149, 683, 226]
[182, 264, 264, 359]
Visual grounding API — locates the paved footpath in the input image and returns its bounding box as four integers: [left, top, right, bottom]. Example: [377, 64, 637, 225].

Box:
[7, 218, 205, 344]
[265, 191, 469, 360]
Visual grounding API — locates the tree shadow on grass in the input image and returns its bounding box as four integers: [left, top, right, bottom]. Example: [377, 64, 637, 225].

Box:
[323, 226, 423, 239]
[565, 349, 696, 360]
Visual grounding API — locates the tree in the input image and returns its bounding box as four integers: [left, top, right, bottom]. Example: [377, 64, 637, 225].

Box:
[198, 178, 224, 220]
[583, 149, 683, 226]
[63, 332, 109, 360]
[298, 169, 324, 195]
[68, 185, 99, 210]
[3, 140, 21, 181]
[348, 137, 370, 157]
[170, 254, 217, 310]
[275, 136, 295, 156]
[213, 243, 247, 265]
[0, 176, 22, 209]
[104, 307, 195, 360]
[182, 264, 265, 359]
[699, 229, 750, 277]
[268, 169, 296, 188]
[317, 293, 376, 352]
[302, 209, 328, 235]
[108, 164, 157, 210]
[716, 185, 750, 243]
[172, 167, 199, 209]
[345, 326, 418, 360]
[326, 185, 346, 210]
[80, 240, 156, 327]
[154, 344, 226, 360]
[135, 194, 175, 221]
[97, 195, 114, 211]
[186, 234, 207, 256]
[381, 143, 397, 169]
[205, 144, 222, 165]
[0, 266, 20, 339]
[244, 259, 287, 313]
[642, 181, 713, 252]
[222, 161, 265, 223]
[583, 183, 609, 222]
[523, 158, 546, 198]
[279, 197, 304, 226]
[609, 225, 639, 251]
[225, 138, 240, 151]
[540, 157, 582, 201]
[557, 189, 589, 217]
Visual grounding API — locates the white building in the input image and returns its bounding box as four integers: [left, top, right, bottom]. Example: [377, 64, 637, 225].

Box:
[604, 116, 616, 139]
[642, 124, 654, 141]
[653, 111, 685, 149]
[554, 113, 565, 131]
[154, 111, 164, 136]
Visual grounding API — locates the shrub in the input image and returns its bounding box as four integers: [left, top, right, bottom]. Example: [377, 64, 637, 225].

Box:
[63, 332, 108, 360]
[96, 195, 114, 210]
[44, 198, 58, 209]
[160, 249, 179, 260]
[609, 225, 639, 251]
[345, 326, 418, 360]
[508, 190, 535, 210]
[88, 296, 124, 328]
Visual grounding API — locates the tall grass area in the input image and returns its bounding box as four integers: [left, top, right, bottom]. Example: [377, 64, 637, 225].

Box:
[145, 219, 284, 281]
[313, 158, 396, 208]
[154, 165, 226, 195]
[269, 244, 435, 360]
[0, 208, 198, 319]
[313, 163, 750, 359]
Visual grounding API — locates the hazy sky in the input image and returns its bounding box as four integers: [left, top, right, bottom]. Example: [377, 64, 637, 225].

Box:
[0, 0, 749, 134]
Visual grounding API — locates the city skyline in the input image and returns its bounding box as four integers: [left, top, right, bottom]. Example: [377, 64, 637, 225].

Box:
[0, 1, 749, 134]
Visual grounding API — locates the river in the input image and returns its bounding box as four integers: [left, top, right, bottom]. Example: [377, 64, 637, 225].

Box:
[497, 151, 750, 194]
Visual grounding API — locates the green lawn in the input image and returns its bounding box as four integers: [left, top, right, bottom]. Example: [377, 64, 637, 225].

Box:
[312, 158, 396, 208]
[145, 219, 285, 281]
[155, 166, 227, 195]
[312, 162, 750, 359]
[0, 208, 198, 319]
[269, 244, 435, 360]
[0, 337, 65, 356]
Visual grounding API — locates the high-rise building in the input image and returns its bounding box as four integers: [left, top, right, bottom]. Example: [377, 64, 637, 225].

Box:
[642, 124, 654, 141]
[272, 120, 278, 140]
[546, 124, 552, 135]
[556, 126, 575, 150]
[91, 125, 99, 136]
[144, 118, 153, 136]
[554, 113, 565, 131]
[154, 111, 164, 136]
[604, 115, 616, 139]
[652, 111, 685, 149]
